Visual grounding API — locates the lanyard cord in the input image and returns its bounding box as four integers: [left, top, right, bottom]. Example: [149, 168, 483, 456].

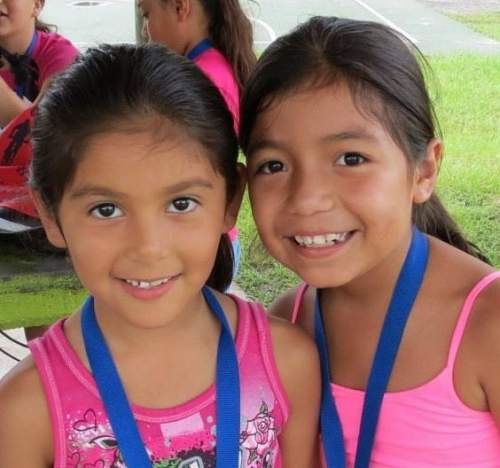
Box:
[316, 228, 429, 467]
[81, 286, 240, 467]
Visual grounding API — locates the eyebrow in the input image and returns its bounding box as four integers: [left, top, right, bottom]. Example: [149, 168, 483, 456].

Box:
[248, 129, 377, 156]
[69, 178, 214, 200]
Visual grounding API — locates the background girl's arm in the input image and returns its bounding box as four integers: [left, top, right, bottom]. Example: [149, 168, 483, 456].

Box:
[0, 76, 28, 127]
[269, 317, 321, 467]
[0, 357, 53, 467]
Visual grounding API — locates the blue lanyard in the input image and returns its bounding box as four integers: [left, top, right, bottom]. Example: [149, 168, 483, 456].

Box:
[81, 286, 240, 467]
[187, 38, 213, 60]
[316, 228, 429, 468]
[14, 31, 38, 98]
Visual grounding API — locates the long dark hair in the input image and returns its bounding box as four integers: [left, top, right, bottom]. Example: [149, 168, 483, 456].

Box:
[31, 43, 240, 290]
[198, 0, 256, 90]
[240, 16, 489, 263]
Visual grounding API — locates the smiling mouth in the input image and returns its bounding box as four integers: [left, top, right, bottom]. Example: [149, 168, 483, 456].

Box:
[121, 277, 172, 289]
[293, 231, 353, 248]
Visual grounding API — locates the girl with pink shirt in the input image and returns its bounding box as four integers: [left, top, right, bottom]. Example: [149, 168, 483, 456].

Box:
[240, 16, 500, 467]
[0, 0, 78, 127]
[0, 44, 320, 467]
[138, 0, 257, 279]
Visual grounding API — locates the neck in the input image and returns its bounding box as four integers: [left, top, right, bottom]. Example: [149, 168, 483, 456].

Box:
[184, 31, 210, 57]
[323, 229, 414, 316]
[182, 1, 211, 56]
[0, 24, 36, 54]
[91, 292, 219, 354]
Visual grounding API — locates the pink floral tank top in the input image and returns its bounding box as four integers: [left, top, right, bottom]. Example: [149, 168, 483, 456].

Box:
[30, 295, 289, 468]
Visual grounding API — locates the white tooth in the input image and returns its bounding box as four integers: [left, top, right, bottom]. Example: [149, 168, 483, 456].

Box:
[151, 278, 167, 287]
[294, 236, 304, 245]
[139, 281, 149, 289]
[304, 236, 313, 245]
[325, 234, 335, 242]
[313, 235, 326, 245]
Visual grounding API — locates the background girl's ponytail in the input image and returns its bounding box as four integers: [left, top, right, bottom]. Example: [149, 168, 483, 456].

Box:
[201, 0, 256, 90]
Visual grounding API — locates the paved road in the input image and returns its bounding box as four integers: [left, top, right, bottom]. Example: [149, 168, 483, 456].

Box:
[42, 0, 499, 54]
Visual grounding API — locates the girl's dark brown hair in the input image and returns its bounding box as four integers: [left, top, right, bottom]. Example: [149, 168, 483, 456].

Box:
[198, 0, 256, 90]
[32, 43, 240, 291]
[240, 16, 489, 263]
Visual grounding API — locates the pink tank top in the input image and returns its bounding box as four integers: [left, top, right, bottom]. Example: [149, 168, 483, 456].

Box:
[193, 47, 240, 133]
[292, 272, 500, 466]
[30, 295, 289, 468]
[194, 47, 240, 243]
[0, 31, 78, 94]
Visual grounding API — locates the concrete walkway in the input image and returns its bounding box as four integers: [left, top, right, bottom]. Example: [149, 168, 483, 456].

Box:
[42, 0, 499, 54]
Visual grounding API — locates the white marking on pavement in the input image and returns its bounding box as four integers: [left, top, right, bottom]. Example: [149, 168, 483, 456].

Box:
[250, 17, 277, 46]
[352, 0, 419, 44]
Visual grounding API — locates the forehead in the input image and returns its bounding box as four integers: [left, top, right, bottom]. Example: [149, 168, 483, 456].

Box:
[250, 83, 389, 149]
[69, 129, 219, 189]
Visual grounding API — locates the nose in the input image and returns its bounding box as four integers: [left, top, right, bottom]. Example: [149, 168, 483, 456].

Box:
[126, 214, 167, 263]
[286, 166, 336, 216]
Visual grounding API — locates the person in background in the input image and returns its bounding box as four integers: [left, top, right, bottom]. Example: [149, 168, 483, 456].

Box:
[0, 0, 78, 128]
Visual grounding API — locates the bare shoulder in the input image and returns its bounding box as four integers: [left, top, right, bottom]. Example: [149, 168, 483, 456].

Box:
[267, 315, 320, 391]
[428, 237, 500, 419]
[0, 356, 53, 466]
[462, 269, 500, 376]
[267, 316, 321, 466]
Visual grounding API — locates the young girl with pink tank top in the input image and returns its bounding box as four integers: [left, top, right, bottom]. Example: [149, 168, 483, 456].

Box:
[139, 0, 257, 278]
[240, 16, 500, 467]
[0, 0, 78, 127]
[0, 44, 320, 467]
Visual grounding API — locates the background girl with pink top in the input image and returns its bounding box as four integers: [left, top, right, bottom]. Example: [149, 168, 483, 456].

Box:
[0, 43, 320, 467]
[0, 0, 78, 127]
[240, 16, 500, 466]
[138, 0, 256, 280]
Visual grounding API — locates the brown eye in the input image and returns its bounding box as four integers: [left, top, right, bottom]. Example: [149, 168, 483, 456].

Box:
[257, 160, 285, 174]
[167, 197, 198, 213]
[337, 152, 366, 166]
[90, 203, 122, 219]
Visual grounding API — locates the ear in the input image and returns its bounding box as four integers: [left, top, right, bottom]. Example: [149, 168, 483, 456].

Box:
[30, 190, 67, 249]
[223, 163, 247, 233]
[412, 138, 442, 204]
[174, 0, 191, 21]
[32, 0, 43, 17]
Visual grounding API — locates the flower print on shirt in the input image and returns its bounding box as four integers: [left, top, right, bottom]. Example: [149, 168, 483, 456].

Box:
[240, 401, 277, 467]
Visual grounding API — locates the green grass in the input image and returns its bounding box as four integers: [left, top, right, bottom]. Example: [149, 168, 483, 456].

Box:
[450, 11, 500, 41]
[0, 53, 499, 328]
[428, 54, 500, 267]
